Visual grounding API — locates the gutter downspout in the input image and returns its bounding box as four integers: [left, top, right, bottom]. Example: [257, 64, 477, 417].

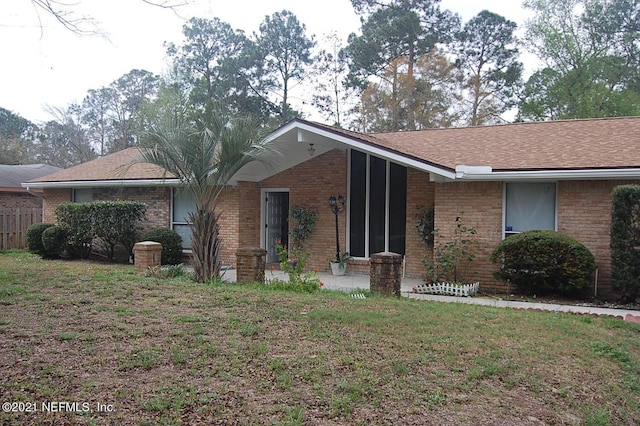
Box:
[25, 186, 43, 198]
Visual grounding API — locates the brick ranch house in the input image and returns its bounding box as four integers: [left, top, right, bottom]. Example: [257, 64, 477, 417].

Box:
[23, 116, 640, 295]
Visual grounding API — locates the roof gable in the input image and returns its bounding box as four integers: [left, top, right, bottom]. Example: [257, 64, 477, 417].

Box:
[280, 117, 640, 180]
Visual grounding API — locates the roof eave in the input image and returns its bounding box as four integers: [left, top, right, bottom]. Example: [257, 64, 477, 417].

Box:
[269, 120, 457, 180]
[455, 167, 640, 181]
[22, 179, 182, 189]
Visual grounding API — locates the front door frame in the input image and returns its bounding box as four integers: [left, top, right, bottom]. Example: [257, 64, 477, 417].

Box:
[260, 188, 290, 264]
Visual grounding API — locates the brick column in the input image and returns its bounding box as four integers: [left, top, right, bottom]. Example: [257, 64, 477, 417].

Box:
[236, 247, 267, 283]
[370, 252, 403, 297]
[134, 241, 162, 273]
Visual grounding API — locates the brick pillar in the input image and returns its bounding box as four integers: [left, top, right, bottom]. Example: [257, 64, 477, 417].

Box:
[134, 241, 163, 273]
[236, 247, 267, 283]
[370, 252, 403, 297]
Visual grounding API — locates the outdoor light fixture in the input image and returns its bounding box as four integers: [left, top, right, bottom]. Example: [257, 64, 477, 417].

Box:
[307, 143, 316, 157]
[329, 194, 345, 264]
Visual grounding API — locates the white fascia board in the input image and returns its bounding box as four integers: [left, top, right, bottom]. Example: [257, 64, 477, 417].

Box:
[263, 120, 304, 143]
[274, 121, 456, 180]
[455, 167, 640, 181]
[22, 179, 181, 189]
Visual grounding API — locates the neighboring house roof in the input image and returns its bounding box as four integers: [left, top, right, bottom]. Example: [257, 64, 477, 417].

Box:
[22, 116, 640, 188]
[25, 148, 178, 188]
[0, 163, 62, 192]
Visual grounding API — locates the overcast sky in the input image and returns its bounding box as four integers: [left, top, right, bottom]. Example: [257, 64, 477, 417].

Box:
[1, 0, 534, 124]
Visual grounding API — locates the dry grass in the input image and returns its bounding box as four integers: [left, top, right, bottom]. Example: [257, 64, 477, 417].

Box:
[0, 249, 639, 425]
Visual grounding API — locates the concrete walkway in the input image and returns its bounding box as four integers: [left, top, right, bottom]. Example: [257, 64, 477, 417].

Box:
[222, 269, 640, 323]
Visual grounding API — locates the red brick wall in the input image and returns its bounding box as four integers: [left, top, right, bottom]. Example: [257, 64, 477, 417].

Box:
[434, 181, 510, 292]
[0, 192, 42, 210]
[42, 186, 170, 233]
[255, 149, 348, 272]
[237, 181, 261, 248]
[404, 168, 435, 277]
[93, 187, 171, 233]
[433, 179, 640, 294]
[217, 186, 240, 265]
[557, 180, 640, 297]
[42, 189, 72, 223]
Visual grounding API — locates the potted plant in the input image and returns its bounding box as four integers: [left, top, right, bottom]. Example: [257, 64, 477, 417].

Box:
[329, 252, 350, 276]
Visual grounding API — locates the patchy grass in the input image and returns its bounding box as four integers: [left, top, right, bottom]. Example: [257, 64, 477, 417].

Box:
[0, 249, 639, 425]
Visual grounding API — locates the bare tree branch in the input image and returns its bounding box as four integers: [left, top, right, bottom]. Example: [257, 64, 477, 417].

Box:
[31, 0, 106, 37]
[29, 0, 190, 37]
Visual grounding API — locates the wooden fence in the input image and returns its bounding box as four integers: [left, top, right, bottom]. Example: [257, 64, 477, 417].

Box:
[0, 208, 43, 250]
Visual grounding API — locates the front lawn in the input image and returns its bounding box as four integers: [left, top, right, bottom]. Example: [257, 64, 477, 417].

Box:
[1, 250, 638, 425]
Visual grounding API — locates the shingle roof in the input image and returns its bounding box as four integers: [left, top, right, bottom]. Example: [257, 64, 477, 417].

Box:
[25, 117, 640, 186]
[28, 148, 172, 183]
[0, 164, 62, 190]
[304, 116, 640, 172]
[367, 116, 640, 172]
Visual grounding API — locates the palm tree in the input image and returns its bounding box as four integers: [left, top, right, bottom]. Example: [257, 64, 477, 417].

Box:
[138, 103, 271, 282]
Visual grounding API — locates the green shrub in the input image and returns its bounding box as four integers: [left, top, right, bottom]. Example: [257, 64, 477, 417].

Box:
[26, 223, 54, 256]
[56, 203, 93, 258]
[41, 225, 68, 259]
[265, 241, 321, 293]
[91, 201, 147, 261]
[490, 230, 596, 296]
[610, 185, 640, 302]
[56, 201, 147, 261]
[289, 205, 317, 250]
[142, 228, 183, 265]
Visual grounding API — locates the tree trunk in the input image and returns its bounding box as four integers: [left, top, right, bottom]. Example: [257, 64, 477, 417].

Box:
[407, 45, 416, 131]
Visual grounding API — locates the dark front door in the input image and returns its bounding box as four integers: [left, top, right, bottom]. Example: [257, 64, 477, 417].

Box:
[265, 191, 289, 264]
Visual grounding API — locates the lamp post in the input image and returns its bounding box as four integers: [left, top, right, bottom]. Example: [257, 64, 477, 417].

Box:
[329, 194, 345, 263]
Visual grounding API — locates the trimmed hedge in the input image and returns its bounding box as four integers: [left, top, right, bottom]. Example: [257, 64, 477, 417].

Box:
[41, 225, 68, 259]
[91, 201, 147, 261]
[142, 228, 183, 265]
[610, 185, 640, 302]
[55, 201, 147, 261]
[26, 223, 54, 256]
[490, 230, 596, 296]
[56, 203, 94, 258]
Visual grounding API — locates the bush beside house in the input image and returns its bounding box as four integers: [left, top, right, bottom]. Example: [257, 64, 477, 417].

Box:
[52, 201, 147, 262]
[490, 230, 596, 296]
[26, 223, 54, 256]
[142, 228, 183, 265]
[41, 225, 68, 258]
[610, 185, 640, 302]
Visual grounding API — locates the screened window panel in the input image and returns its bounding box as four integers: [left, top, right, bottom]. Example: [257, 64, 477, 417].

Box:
[172, 189, 196, 250]
[505, 183, 556, 232]
[369, 156, 387, 255]
[173, 190, 196, 224]
[389, 163, 407, 255]
[349, 150, 367, 257]
[173, 224, 192, 250]
[349, 150, 408, 257]
[73, 188, 93, 203]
